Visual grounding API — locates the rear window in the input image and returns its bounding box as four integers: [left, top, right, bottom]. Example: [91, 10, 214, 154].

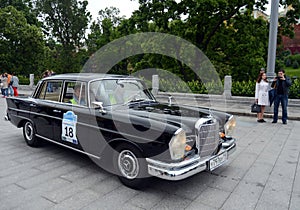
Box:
[37, 81, 62, 102]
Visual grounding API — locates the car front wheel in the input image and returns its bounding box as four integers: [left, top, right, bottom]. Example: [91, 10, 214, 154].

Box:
[23, 121, 39, 147]
[113, 143, 151, 189]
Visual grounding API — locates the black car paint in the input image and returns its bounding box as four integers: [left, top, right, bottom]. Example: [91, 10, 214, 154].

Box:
[6, 74, 230, 163]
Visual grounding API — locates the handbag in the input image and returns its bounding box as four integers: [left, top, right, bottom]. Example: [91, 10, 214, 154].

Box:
[251, 103, 261, 113]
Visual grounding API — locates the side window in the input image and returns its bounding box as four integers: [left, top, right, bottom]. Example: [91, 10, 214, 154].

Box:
[62, 81, 87, 106]
[89, 80, 127, 107]
[89, 80, 112, 107]
[37, 81, 62, 102]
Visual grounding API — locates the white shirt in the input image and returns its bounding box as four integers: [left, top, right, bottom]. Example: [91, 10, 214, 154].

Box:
[255, 80, 269, 106]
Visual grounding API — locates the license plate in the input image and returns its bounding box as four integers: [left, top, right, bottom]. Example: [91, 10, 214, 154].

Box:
[208, 151, 228, 171]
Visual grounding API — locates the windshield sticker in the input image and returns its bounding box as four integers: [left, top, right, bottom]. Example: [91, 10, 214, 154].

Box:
[62, 111, 78, 144]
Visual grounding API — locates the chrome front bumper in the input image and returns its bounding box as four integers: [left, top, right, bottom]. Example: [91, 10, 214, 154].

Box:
[146, 140, 236, 181]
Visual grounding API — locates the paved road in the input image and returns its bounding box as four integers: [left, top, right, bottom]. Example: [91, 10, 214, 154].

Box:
[1, 97, 300, 210]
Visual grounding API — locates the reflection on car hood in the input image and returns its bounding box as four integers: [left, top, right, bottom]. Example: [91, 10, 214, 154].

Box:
[112, 101, 226, 134]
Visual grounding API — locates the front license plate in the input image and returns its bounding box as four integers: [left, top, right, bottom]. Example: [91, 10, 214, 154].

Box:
[208, 151, 228, 171]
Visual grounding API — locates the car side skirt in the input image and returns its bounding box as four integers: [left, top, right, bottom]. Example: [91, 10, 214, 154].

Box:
[36, 134, 101, 160]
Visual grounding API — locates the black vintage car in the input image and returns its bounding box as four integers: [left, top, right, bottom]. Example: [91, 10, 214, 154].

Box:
[5, 73, 236, 189]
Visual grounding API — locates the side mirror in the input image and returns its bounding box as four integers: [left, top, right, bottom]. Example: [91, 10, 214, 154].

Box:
[92, 101, 106, 114]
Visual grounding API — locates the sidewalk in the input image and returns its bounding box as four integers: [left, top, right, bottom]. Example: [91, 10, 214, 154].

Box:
[1, 93, 300, 209]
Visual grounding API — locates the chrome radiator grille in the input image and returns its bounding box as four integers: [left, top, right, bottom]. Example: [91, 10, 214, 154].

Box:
[196, 120, 219, 158]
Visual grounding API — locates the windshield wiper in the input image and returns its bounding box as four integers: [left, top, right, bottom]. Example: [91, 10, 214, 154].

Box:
[127, 98, 147, 103]
[126, 97, 157, 105]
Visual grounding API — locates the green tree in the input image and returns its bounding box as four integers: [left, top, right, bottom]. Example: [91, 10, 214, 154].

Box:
[86, 7, 136, 75]
[276, 0, 300, 68]
[210, 14, 268, 80]
[278, 0, 300, 40]
[0, 6, 45, 75]
[0, 0, 40, 26]
[124, 1, 268, 81]
[36, 0, 91, 73]
[126, 0, 300, 81]
[87, 7, 126, 54]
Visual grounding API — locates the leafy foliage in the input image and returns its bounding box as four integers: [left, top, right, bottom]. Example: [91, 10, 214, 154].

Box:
[157, 78, 300, 99]
[292, 60, 299, 69]
[159, 78, 223, 95]
[231, 80, 256, 96]
[0, 6, 45, 75]
[0, 0, 40, 26]
[289, 78, 300, 98]
[35, 0, 91, 73]
[2, 0, 300, 100]
[123, 0, 271, 81]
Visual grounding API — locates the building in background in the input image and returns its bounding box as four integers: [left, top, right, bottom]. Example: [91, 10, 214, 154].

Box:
[253, 5, 300, 54]
[282, 25, 300, 54]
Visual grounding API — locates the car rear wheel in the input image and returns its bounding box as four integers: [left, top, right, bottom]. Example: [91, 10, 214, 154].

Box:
[23, 121, 39, 147]
[113, 143, 151, 189]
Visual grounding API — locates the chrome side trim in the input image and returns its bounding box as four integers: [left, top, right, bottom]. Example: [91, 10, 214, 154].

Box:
[9, 107, 158, 143]
[8, 107, 62, 121]
[8, 107, 30, 114]
[10, 115, 157, 146]
[9, 108, 92, 128]
[36, 134, 101, 160]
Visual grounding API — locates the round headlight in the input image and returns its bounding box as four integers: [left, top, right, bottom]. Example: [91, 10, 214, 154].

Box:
[169, 128, 186, 160]
[224, 115, 236, 137]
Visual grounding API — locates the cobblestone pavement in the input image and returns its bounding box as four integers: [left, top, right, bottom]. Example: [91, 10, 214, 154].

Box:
[1, 97, 300, 210]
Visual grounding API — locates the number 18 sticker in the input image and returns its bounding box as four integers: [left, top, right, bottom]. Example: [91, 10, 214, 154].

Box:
[62, 111, 78, 144]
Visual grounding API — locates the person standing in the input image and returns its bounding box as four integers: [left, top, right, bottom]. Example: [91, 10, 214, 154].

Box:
[6, 72, 14, 96]
[11, 73, 19, 97]
[256, 68, 265, 120]
[271, 69, 292, 124]
[42, 70, 50, 78]
[1, 73, 8, 97]
[255, 72, 269, 123]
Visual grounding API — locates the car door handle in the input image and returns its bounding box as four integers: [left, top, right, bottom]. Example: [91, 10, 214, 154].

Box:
[53, 110, 61, 113]
[29, 104, 37, 107]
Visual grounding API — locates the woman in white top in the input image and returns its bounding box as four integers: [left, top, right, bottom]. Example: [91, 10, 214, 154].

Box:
[255, 72, 269, 122]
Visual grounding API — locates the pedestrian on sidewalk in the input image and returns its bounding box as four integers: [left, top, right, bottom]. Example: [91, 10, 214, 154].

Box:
[255, 72, 269, 123]
[6, 72, 14, 96]
[1, 73, 8, 97]
[256, 67, 266, 120]
[271, 69, 292, 124]
[11, 72, 19, 97]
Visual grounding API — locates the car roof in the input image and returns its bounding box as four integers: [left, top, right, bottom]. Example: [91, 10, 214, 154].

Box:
[43, 73, 134, 82]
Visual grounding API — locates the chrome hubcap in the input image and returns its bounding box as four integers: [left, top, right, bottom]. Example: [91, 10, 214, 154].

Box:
[118, 150, 139, 179]
[25, 122, 33, 141]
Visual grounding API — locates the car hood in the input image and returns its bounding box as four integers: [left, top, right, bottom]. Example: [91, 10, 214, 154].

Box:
[111, 101, 228, 134]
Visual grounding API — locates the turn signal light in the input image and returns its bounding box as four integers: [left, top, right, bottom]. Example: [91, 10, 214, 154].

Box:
[219, 132, 225, 138]
[185, 144, 192, 151]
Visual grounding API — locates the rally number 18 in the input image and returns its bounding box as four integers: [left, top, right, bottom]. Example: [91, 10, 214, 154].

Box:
[64, 126, 74, 138]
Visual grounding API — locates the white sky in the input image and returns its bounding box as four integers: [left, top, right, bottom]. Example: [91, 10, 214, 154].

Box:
[86, 0, 139, 20]
[86, 0, 275, 21]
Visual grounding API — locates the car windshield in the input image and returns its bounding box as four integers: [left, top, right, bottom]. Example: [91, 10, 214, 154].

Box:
[89, 79, 155, 107]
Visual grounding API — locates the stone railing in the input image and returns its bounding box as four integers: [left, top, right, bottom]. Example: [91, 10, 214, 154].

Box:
[151, 74, 233, 98]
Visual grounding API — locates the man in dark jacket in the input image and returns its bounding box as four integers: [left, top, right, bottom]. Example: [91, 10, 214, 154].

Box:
[271, 69, 292, 124]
